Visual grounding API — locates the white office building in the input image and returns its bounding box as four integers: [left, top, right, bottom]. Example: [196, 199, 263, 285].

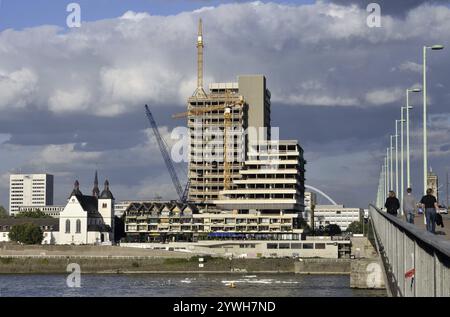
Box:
[9, 174, 54, 215]
[313, 205, 362, 231]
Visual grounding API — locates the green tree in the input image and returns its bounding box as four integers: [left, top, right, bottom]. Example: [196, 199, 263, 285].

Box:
[9, 223, 44, 245]
[0, 205, 9, 218]
[347, 221, 363, 234]
[324, 224, 342, 236]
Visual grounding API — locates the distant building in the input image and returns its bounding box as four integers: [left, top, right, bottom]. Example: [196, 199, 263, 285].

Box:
[17, 205, 64, 218]
[313, 205, 363, 231]
[9, 174, 54, 215]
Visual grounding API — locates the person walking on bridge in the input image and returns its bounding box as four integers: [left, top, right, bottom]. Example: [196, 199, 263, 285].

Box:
[420, 188, 439, 234]
[385, 191, 400, 216]
[403, 188, 417, 224]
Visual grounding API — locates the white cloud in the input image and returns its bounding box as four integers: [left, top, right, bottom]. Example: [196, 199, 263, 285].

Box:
[398, 61, 422, 73]
[0, 68, 38, 109]
[365, 88, 403, 105]
[0, 2, 448, 116]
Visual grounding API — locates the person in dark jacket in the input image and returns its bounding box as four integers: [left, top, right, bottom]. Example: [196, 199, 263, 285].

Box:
[421, 188, 439, 234]
[385, 191, 400, 216]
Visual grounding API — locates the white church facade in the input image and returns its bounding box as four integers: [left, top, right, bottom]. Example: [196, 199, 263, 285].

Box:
[57, 175, 115, 245]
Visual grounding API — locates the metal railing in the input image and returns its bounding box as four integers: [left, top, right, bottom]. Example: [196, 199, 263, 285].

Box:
[369, 204, 450, 296]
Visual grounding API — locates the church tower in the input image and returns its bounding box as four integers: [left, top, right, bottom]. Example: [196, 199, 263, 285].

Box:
[98, 179, 115, 241]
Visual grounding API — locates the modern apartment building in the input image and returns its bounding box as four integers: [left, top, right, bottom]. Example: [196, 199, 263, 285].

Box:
[124, 201, 302, 242]
[214, 141, 305, 213]
[9, 174, 54, 215]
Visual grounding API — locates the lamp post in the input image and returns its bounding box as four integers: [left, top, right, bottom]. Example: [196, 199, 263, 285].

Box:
[384, 149, 389, 197]
[390, 135, 395, 192]
[396, 119, 404, 214]
[423, 44, 444, 195]
[395, 121, 401, 197]
[406, 88, 421, 188]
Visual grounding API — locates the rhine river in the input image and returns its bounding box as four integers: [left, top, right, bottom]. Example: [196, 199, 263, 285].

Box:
[0, 274, 386, 297]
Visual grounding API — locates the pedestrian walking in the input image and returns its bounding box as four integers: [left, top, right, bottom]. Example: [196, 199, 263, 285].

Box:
[420, 188, 439, 234]
[403, 188, 417, 224]
[385, 191, 400, 216]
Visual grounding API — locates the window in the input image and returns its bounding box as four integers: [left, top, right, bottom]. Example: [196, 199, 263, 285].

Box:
[76, 219, 81, 233]
[279, 243, 290, 249]
[267, 243, 278, 249]
[303, 243, 314, 249]
[65, 220, 70, 233]
[102, 203, 107, 208]
[315, 243, 326, 249]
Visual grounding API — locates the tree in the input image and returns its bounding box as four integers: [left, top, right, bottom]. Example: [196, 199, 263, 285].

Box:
[9, 223, 44, 245]
[15, 210, 51, 219]
[298, 218, 311, 233]
[324, 224, 342, 236]
[0, 205, 9, 218]
[347, 221, 363, 234]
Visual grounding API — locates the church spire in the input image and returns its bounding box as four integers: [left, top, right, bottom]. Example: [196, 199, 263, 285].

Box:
[92, 171, 100, 198]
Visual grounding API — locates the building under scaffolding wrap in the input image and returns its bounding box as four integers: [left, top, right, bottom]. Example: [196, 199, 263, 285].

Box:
[176, 19, 305, 215]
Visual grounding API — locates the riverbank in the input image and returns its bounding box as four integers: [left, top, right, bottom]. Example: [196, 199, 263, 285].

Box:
[0, 243, 386, 290]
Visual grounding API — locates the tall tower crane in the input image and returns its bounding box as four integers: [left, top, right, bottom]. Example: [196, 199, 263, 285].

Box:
[145, 105, 189, 202]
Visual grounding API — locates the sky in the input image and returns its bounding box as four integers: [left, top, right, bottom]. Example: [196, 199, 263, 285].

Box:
[1, 0, 450, 209]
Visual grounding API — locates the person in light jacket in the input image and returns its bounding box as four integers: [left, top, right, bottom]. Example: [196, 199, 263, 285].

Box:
[403, 188, 417, 224]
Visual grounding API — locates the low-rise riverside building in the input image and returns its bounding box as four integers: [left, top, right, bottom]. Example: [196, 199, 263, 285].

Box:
[0, 218, 59, 244]
[120, 238, 351, 259]
[124, 201, 303, 242]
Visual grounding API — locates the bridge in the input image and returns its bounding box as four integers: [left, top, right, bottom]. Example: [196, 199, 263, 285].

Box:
[369, 204, 450, 296]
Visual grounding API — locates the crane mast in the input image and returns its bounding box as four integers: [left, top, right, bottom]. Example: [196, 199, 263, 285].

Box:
[145, 105, 189, 202]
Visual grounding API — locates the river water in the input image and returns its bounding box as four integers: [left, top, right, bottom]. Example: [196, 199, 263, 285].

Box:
[0, 274, 386, 297]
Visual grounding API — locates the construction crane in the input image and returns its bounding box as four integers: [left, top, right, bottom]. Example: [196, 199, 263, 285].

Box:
[173, 94, 244, 190]
[145, 105, 189, 203]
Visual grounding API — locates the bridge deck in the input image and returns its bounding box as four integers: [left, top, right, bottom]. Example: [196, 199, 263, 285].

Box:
[399, 213, 450, 240]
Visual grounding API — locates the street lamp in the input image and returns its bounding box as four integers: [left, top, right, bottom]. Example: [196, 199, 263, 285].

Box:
[406, 88, 421, 189]
[390, 135, 395, 191]
[423, 44, 444, 195]
[386, 150, 389, 194]
[396, 119, 404, 214]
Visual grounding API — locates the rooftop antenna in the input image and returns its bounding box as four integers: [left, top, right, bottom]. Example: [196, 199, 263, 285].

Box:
[193, 18, 207, 98]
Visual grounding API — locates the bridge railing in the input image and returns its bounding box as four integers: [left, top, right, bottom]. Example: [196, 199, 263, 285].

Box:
[369, 204, 450, 297]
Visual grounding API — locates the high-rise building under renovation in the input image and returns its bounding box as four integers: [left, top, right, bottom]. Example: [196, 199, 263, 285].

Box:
[179, 19, 305, 214]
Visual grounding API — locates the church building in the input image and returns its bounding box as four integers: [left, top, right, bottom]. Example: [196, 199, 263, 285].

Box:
[58, 173, 115, 245]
